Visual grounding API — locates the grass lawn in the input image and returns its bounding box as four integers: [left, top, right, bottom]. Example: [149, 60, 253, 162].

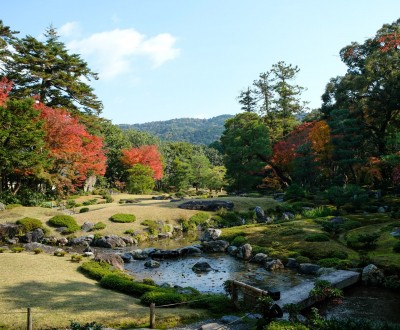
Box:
[0, 252, 207, 329]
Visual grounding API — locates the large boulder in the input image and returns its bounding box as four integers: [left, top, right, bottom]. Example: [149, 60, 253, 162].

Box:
[253, 253, 269, 263]
[0, 202, 5, 211]
[179, 245, 202, 256]
[201, 240, 229, 253]
[192, 261, 212, 273]
[94, 253, 124, 271]
[20, 228, 45, 243]
[178, 200, 234, 211]
[227, 245, 238, 256]
[200, 228, 222, 241]
[144, 260, 160, 268]
[237, 243, 252, 260]
[285, 258, 299, 269]
[69, 235, 94, 246]
[362, 264, 385, 286]
[93, 235, 126, 248]
[81, 222, 94, 232]
[298, 263, 321, 275]
[265, 259, 284, 271]
[150, 249, 181, 259]
[0, 223, 21, 240]
[24, 242, 55, 253]
[254, 206, 266, 222]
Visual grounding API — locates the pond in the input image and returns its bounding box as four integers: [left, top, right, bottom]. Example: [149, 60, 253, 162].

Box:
[124, 252, 313, 294]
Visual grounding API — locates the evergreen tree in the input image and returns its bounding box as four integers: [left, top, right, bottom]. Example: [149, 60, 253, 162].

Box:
[3, 26, 102, 115]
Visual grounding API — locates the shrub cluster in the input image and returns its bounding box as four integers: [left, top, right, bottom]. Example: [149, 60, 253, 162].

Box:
[79, 261, 118, 281]
[109, 213, 136, 223]
[16, 217, 43, 233]
[79, 207, 90, 213]
[48, 215, 80, 234]
[83, 198, 98, 206]
[92, 222, 106, 231]
[305, 233, 330, 242]
[100, 273, 156, 296]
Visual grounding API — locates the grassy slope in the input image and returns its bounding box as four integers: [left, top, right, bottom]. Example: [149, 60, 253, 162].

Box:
[0, 252, 207, 329]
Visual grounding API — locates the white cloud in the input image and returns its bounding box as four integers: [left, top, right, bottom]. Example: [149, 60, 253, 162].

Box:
[59, 22, 81, 38]
[67, 28, 180, 80]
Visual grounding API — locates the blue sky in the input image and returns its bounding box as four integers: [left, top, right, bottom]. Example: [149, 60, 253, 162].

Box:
[3, 1, 400, 124]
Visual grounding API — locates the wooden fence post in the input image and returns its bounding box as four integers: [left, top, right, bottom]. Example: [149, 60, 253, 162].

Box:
[27, 307, 32, 330]
[149, 303, 155, 329]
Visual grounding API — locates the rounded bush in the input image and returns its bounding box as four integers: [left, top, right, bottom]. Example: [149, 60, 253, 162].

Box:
[92, 222, 106, 231]
[48, 215, 80, 234]
[305, 233, 330, 242]
[79, 261, 116, 281]
[231, 235, 247, 247]
[16, 217, 43, 233]
[188, 294, 233, 314]
[318, 257, 342, 268]
[100, 273, 155, 297]
[79, 207, 90, 213]
[109, 213, 136, 223]
[140, 290, 186, 306]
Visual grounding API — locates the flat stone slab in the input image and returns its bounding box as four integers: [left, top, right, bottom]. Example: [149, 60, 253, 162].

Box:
[277, 270, 360, 309]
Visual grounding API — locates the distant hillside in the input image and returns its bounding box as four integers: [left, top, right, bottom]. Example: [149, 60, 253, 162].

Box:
[119, 114, 233, 145]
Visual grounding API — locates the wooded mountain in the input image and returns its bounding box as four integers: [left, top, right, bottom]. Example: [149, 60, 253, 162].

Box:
[119, 114, 233, 145]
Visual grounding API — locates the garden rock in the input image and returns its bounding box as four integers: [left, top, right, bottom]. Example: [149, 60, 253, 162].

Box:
[93, 235, 126, 248]
[144, 260, 160, 268]
[201, 240, 229, 253]
[192, 261, 212, 272]
[254, 206, 266, 222]
[0, 223, 21, 240]
[227, 245, 238, 256]
[237, 243, 252, 260]
[201, 228, 222, 241]
[158, 232, 173, 239]
[178, 200, 234, 211]
[281, 212, 295, 221]
[329, 216, 346, 225]
[94, 253, 124, 271]
[20, 228, 45, 243]
[121, 253, 132, 263]
[179, 245, 202, 256]
[285, 258, 299, 269]
[24, 242, 55, 253]
[378, 206, 388, 213]
[150, 249, 180, 259]
[69, 235, 94, 246]
[57, 237, 68, 246]
[0, 202, 5, 211]
[362, 264, 385, 286]
[55, 227, 68, 233]
[265, 259, 284, 271]
[253, 253, 269, 263]
[316, 267, 336, 276]
[220, 315, 243, 324]
[121, 236, 136, 245]
[81, 222, 94, 232]
[298, 263, 321, 274]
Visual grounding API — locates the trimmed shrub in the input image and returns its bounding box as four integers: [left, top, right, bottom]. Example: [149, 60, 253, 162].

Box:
[302, 206, 332, 218]
[11, 247, 25, 253]
[267, 321, 309, 330]
[109, 213, 136, 223]
[140, 290, 186, 306]
[102, 194, 114, 203]
[79, 261, 117, 281]
[48, 215, 80, 234]
[33, 248, 43, 254]
[141, 219, 159, 234]
[231, 235, 247, 247]
[16, 217, 43, 233]
[79, 207, 90, 213]
[100, 273, 155, 297]
[143, 278, 156, 286]
[92, 222, 106, 231]
[328, 250, 348, 260]
[317, 258, 342, 268]
[189, 212, 210, 226]
[296, 256, 311, 264]
[83, 199, 97, 206]
[305, 233, 330, 242]
[54, 250, 67, 257]
[71, 254, 83, 262]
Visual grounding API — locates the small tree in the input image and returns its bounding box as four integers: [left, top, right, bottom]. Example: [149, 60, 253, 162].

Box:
[126, 164, 154, 194]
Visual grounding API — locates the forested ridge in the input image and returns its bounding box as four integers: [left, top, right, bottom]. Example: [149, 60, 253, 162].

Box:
[119, 114, 233, 145]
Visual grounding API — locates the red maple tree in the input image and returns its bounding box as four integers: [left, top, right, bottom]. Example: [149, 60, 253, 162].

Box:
[120, 145, 163, 180]
[0, 77, 13, 106]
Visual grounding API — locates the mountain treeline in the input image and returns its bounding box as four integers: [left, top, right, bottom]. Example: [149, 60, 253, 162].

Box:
[119, 115, 233, 145]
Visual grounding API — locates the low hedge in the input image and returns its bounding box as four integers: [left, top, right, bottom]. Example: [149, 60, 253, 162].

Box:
[100, 273, 155, 296]
[109, 213, 136, 223]
[48, 215, 80, 234]
[188, 294, 233, 314]
[305, 233, 330, 242]
[79, 261, 118, 281]
[16, 217, 43, 233]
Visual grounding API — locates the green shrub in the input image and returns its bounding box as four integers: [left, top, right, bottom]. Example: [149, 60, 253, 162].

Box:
[102, 194, 114, 203]
[251, 245, 271, 255]
[317, 258, 342, 268]
[109, 213, 136, 223]
[69, 321, 102, 330]
[0, 248, 7, 253]
[328, 250, 348, 260]
[66, 199, 77, 209]
[302, 206, 332, 218]
[280, 228, 305, 236]
[5, 203, 22, 209]
[16, 217, 43, 233]
[393, 241, 400, 253]
[80, 207, 90, 213]
[189, 212, 210, 226]
[188, 294, 233, 314]
[140, 290, 186, 306]
[100, 273, 155, 297]
[11, 247, 25, 253]
[124, 229, 135, 235]
[305, 233, 330, 242]
[48, 215, 80, 234]
[54, 250, 67, 257]
[356, 232, 380, 249]
[267, 321, 310, 330]
[141, 219, 159, 234]
[71, 254, 83, 262]
[33, 248, 43, 254]
[143, 278, 156, 286]
[284, 184, 306, 201]
[79, 261, 117, 281]
[83, 199, 98, 206]
[296, 256, 311, 264]
[92, 222, 106, 231]
[231, 235, 247, 246]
